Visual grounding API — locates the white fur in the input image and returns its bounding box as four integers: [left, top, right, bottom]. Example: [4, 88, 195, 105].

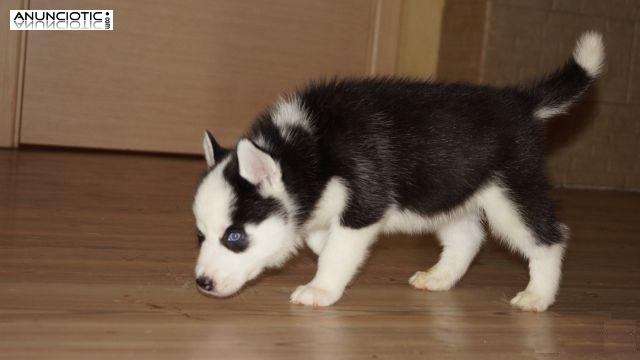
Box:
[271, 96, 311, 141]
[381, 198, 480, 235]
[476, 184, 536, 256]
[251, 133, 271, 151]
[476, 183, 565, 311]
[304, 177, 349, 233]
[294, 179, 567, 310]
[195, 155, 564, 310]
[194, 154, 299, 297]
[510, 244, 565, 312]
[534, 103, 572, 120]
[196, 214, 297, 297]
[409, 212, 485, 291]
[399, 181, 564, 311]
[573, 31, 604, 78]
[291, 221, 380, 306]
[302, 177, 348, 255]
[306, 230, 328, 255]
[383, 207, 445, 234]
[193, 156, 234, 239]
[292, 178, 381, 306]
[534, 31, 604, 120]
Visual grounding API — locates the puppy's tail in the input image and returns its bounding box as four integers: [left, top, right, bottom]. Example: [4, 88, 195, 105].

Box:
[526, 31, 604, 121]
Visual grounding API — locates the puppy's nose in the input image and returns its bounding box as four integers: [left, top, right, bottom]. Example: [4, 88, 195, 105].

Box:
[196, 276, 215, 292]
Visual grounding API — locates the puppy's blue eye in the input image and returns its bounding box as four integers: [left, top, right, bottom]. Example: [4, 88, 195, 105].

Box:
[228, 231, 242, 242]
[221, 227, 248, 253]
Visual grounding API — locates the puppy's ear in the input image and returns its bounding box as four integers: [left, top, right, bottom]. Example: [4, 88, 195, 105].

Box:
[203, 130, 227, 168]
[237, 139, 280, 186]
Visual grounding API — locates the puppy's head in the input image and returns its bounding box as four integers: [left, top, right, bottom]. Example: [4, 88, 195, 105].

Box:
[192, 131, 299, 297]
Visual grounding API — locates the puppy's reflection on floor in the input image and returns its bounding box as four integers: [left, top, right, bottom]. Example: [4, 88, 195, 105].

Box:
[512, 310, 557, 354]
[418, 290, 557, 353]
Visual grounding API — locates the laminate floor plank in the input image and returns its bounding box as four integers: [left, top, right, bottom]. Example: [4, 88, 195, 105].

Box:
[0, 149, 638, 359]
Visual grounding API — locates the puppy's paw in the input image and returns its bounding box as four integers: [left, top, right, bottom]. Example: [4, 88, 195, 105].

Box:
[290, 284, 341, 307]
[510, 290, 553, 312]
[409, 269, 456, 291]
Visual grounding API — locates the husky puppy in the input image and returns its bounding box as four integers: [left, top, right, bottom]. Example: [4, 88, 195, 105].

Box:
[193, 32, 604, 311]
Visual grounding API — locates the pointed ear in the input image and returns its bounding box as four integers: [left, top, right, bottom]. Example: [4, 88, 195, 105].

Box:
[237, 139, 279, 185]
[203, 130, 226, 168]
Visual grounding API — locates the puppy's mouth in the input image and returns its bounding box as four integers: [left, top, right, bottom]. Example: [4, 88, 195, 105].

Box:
[196, 285, 221, 298]
[195, 282, 241, 299]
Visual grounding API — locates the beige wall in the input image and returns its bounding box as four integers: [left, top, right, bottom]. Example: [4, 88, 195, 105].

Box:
[396, 0, 445, 78]
[5, 0, 638, 190]
[438, 0, 640, 190]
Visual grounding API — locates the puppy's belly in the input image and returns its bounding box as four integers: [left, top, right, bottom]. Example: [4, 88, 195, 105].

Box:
[382, 208, 449, 234]
[382, 200, 480, 235]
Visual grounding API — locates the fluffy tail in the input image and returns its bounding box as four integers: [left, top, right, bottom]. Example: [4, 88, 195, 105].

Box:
[527, 31, 605, 121]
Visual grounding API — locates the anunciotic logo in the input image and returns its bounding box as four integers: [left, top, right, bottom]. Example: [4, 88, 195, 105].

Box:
[10, 10, 113, 30]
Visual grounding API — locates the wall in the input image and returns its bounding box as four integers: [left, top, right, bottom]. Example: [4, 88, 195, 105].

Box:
[396, 0, 445, 78]
[438, 0, 640, 190]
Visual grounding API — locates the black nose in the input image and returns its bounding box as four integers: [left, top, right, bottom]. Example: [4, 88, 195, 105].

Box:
[196, 276, 215, 292]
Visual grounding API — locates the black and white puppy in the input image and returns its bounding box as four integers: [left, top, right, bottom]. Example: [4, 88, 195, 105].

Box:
[193, 32, 604, 311]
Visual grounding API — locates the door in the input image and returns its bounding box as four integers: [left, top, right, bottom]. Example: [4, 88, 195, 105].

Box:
[19, 0, 402, 153]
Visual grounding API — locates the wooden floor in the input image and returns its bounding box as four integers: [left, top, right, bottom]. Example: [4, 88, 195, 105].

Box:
[0, 149, 638, 359]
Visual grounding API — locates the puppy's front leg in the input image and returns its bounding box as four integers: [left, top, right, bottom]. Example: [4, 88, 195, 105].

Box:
[290, 222, 379, 306]
[305, 230, 328, 256]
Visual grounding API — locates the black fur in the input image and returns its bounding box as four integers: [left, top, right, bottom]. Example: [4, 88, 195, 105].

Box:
[212, 54, 596, 246]
[523, 58, 594, 115]
[223, 155, 286, 224]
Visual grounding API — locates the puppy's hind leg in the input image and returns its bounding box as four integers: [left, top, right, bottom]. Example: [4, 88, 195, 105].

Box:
[410, 211, 485, 291]
[479, 183, 567, 312]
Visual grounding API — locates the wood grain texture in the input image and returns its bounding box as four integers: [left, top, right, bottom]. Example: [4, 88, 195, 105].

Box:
[20, 0, 402, 153]
[0, 0, 27, 148]
[0, 149, 639, 359]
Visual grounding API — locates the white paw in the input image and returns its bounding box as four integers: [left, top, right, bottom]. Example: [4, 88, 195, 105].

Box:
[290, 284, 341, 307]
[409, 269, 456, 291]
[510, 290, 553, 312]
